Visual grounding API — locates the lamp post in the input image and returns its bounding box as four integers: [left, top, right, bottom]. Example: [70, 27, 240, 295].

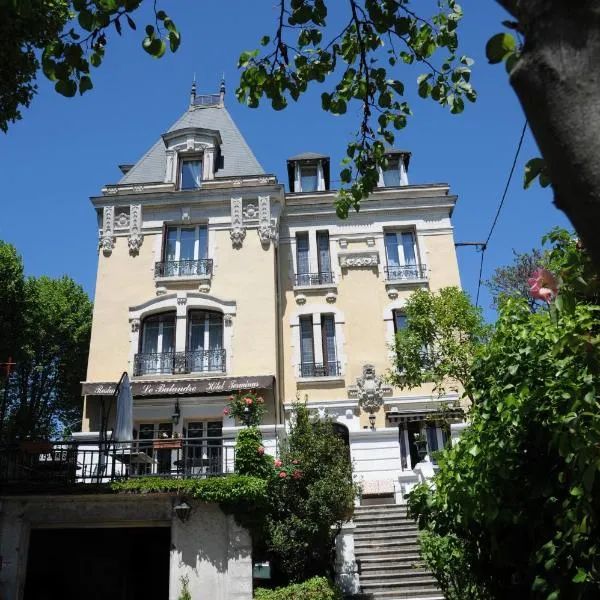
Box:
[171, 398, 181, 426]
[173, 500, 192, 523]
[242, 405, 251, 427]
[368, 414, 376, 431]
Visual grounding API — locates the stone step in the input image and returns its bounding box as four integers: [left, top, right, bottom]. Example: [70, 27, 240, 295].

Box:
[355, 538, 420, 549]
[366, 591, 443, 600]
[360, 563, 426, 574]
[355, 530, 418, 541]
[356, 505, 408, 515]
[354, 515, 416, 526]
[359, 555, 424, 566]
[361, 578, 440, 592]
[361, 568, 431, 580]
[355, 545, 421, 557]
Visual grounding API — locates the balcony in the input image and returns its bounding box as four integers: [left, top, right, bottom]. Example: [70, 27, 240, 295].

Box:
[294, 272, 334, 286]
[0, 437, 234, 489]
[154, 259, 213, 293]
[154, 259, 213, 278]
[384, 264, 428, 281]
[133, 349, 226, 377]
[299, 361, 341, 378]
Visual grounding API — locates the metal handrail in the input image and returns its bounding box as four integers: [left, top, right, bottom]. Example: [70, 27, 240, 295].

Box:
[299, 361, 341, 378]
[0, 437, 235, 487]
[133, 349, 226, 376]
[384, 264, 427, 281]
[154, 259, 213, 278]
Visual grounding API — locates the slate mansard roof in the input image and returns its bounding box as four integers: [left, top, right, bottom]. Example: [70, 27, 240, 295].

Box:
[118, 104, 265, 185]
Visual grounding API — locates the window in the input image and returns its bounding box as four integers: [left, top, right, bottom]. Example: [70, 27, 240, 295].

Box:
[383, 158, 401, 187]
[137, 422, 173, 474]
[299, 313, 340, 377]
[393, 310, 408, 333]
[300, 164, 318, 192]
[180, 157, 202, 190]
[136, 313, 176, 375]
[159, 225, 209, 277]
[384, 231, 422, 280]
[295, 230, 333, 286]
[187, 310, 224, 372]
[185, 421, 223, 476]
[321, 314, 338, 375]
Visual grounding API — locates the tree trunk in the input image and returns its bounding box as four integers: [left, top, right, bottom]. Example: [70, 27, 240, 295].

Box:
[499, 0, 600, 273]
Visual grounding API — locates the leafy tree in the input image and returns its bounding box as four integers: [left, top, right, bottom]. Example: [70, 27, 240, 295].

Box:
[0, 0, 69, 132]
[388, 287, 489, 402]
[3, 275, 93, 441]
[264, 403, 357, 585]
[408, 235, 600, 599]
[5, 2, 600, 275]
[0, 241, 26, 364]
[486, 248, 546, 312]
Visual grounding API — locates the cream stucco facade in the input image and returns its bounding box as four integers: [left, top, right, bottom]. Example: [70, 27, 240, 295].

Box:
[81, 90, 464, 504]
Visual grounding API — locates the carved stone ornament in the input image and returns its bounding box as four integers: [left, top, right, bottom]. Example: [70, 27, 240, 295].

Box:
[243, 202, 258, 220]
[348, 364, 393, 414]
[230, 197, 246, 247]
[338, 251, 379, 268]
[257, 195, 278, 247]
[130, 318, 140, 332]
[99, 206, 115, 257]
[128, 203, 143, 255]
[223, 314, 233, 326]
[115, 211, 130, 229]
[177, 297, 187, 306]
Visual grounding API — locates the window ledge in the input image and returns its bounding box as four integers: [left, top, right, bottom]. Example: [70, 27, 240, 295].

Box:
[155, 274, 212, 294]
[385, 279, 428, 299]
[296, 375, 345, 386]
[293, 283, 337, 293]
[132, 371, 227, 381]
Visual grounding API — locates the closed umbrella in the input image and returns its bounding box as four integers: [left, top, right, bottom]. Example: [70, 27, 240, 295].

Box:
[113, 372, 133, 445]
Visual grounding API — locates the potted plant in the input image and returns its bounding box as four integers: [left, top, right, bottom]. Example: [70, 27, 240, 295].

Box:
[153, 431, 183, 450]
[413, 432, 428, 462]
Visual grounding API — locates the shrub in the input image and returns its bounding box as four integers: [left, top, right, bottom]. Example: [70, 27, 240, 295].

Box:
[254, 576, 342, 600]
[265, 403, 358, 584]
[408, 231, 600, 599]
[224, 390, 266, 426]
[235, 426, 273, 479]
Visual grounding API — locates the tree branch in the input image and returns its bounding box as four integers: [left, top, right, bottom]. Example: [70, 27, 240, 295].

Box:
[495, 0, 519, 19]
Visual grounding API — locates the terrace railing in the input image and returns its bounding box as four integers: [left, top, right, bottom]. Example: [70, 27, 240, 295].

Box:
[0, 437, 234, 488]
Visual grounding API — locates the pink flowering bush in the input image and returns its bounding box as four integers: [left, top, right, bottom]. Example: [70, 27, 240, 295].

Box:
[527, 267, 559, 303]
[224, 390, 266, 426]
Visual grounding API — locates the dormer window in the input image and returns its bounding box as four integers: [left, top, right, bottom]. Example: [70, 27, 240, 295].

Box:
[287, 153, 330, 192]
[382, 158, 401, 187]
[180, 157, 202, 190]
[379, 150, 410, 188]
[300, 164, 318, 192]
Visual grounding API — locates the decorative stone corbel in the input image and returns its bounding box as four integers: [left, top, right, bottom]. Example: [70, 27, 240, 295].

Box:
[128, 203, 143, 255]
[230, 197, 246, 247]
[99, 206, 115, 257]
[257, 195, 279, 248]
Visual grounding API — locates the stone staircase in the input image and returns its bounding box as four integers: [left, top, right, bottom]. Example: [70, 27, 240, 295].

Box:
[354, 504, 443, 600]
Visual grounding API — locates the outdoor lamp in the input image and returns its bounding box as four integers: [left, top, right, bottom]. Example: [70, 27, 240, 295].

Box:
[242, 405, 251, 427]
[174, 500, 192, 523]
[369, 414, 376, 430]
[171, 398, 181, 426]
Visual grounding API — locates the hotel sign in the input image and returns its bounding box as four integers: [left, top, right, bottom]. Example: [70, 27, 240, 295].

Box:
[82, 375, 274, 397]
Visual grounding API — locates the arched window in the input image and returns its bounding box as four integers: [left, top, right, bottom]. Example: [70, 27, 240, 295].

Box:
[136, 312, 176, 375]
[187, 310, 225, 372]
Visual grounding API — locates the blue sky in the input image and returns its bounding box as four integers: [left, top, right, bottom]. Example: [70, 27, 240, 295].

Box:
[2, 1, 569, 320]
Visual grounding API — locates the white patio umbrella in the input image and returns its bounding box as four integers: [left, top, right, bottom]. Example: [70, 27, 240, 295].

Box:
[113, 372, 133, 445]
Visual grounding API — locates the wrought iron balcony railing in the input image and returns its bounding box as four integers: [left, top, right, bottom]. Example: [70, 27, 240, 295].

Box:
[133, 349, 226, 376]
[154, 259, 213, 278]
[384, 264, 427, 281]
[0, 437, 235, 488]
[295, 271, 334, 286]
[300, 361, 341, 378]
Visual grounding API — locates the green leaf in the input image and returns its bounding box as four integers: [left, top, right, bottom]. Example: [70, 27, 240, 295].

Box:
[572, 569, 587, 583]
[169, 31, 180, 52]
[524, 158, 546, 189]
[79, 75, 93, 95]
[485, 32, 517, 64]
[260, 35, 270, 46]
[55, 79, 77, 98]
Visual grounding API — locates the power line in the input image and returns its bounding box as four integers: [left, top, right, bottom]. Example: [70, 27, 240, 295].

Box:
[475, 120, 528, 307]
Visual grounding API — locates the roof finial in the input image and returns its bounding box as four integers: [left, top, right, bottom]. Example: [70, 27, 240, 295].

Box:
[219, 73, 225, 106]
[190, 73, 197, 107]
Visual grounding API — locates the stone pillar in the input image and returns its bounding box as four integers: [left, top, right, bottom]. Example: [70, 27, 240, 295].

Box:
[335, 522, 360, 595]
[0, 502, 29, 600]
